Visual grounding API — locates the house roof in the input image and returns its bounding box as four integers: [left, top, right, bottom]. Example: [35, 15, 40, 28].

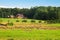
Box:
[16, 14, 24, 17]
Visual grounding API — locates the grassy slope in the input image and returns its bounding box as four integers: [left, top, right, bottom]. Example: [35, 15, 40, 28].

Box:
[0, 18, 60, 27]
[0, 18, 60, 40]
[0, 29, 60, 40]
[0, 18, 39, 23]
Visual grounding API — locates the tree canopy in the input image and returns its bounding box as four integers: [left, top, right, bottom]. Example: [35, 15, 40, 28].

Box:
[0, 6, 60, 20]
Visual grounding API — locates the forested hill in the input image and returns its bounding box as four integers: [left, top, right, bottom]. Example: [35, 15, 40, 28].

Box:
[0, 6, 60, 20]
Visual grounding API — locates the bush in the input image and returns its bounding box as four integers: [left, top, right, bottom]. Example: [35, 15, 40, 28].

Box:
[8, 38, 14, 40]
[0, 20, 2, 23]
[22, 20, 27, 22]
[8, 20, 10, 23]
[47, 20, 52, 24]
[39, 21, 41, 23]
[47, 20, 56, 24]
[16, 20, 19, 22]
[31, 20, 35, 23]
[57, 20, 60, 23]
[8, 22, 13, 26]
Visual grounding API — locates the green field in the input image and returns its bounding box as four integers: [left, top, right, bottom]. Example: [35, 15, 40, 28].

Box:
[0, 18, 40, 23]
[0, 18, 60, 40]
[0, 29, 60, 40]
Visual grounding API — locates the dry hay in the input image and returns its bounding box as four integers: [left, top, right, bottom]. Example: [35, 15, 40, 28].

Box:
[0, 22, 60, 30]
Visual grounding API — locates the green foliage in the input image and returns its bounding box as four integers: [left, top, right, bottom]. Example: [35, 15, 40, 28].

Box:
[0, 6, 60, 20]
[39, 21, 41, 23]
[8, 22, 13, 26]
[22, 20, 27, 22]
[16, 20, 19, 22]
[47, 20, 58, 24]
[0, 19, 2, 23]
[31, 20, 36, 23]
[8, 38, 14, 40]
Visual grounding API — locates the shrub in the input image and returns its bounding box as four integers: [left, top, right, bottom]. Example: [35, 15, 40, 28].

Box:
[0, 20, 2, 23]
[47, 20, 52, 24]
[57, 20, 60, 23]
[31, 20, 35, 23]
[16, 20, 19, 22]
[8, 38, 14, 40]
[22, 20, 27, 22]
[8, 22, 13, 26]
[47, 20, 56, 24]
[39, 21, 41, 23]
[8, 20, 10, 23]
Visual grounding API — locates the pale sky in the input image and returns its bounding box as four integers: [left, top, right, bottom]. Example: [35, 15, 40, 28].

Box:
[0, 0, 60, 8]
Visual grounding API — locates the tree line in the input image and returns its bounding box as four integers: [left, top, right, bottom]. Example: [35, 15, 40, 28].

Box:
[0, 6, 60, 20]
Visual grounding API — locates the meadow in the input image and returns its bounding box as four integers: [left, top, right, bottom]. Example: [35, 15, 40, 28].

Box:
[0, 18, 60, 40]
[0, 29, 60, 40]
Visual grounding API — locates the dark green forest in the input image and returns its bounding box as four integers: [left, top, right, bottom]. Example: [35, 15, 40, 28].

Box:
[0, 6, 60, 20]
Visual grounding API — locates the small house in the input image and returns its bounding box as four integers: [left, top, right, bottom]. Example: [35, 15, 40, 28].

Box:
[16, 14, 24, 19]
[8, 15, 14, 18]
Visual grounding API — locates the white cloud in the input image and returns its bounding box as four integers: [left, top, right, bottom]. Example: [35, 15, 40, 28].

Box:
[0, 6, 15, 8]
[0, 6, 30, 9]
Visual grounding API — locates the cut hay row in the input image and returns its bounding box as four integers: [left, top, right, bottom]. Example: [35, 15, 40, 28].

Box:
[0, 22, 60, 30]
[0, 18, 60, 30]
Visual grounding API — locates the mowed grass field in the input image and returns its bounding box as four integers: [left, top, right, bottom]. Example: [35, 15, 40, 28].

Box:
[0, 18, 39, 23]
[0, 18, 60, 26]
[0, 29, 60, 40]
[0, 18, 60, 40]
